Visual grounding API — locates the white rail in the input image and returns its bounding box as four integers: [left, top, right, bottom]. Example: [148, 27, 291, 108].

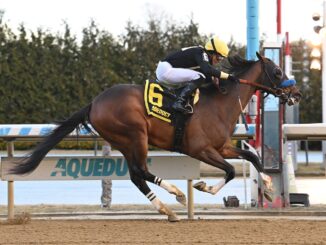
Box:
[0, 124, 256, 140]
[1, 123, 325, 220]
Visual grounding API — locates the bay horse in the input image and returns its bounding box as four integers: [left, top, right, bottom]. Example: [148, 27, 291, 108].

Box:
[11, 52, 301, 221]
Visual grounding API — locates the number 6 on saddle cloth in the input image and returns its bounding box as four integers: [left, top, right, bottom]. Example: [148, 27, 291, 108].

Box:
[144, 79, 199, 123]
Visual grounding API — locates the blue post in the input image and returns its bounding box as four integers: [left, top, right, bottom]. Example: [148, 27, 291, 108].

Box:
[247, 0, 260, 208]
[246, 0, 259, 60]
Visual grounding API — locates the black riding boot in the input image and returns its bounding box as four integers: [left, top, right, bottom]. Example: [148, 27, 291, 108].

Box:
[172, 77, 205, 114]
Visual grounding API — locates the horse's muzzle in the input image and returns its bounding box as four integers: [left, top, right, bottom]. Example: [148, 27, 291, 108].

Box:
[291, 92, 302, 104]
[286, 91, 302, 106]
[279, 86, 302, 106]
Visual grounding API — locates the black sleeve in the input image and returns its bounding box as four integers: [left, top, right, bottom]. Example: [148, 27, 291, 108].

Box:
[194, 50, 222, 78]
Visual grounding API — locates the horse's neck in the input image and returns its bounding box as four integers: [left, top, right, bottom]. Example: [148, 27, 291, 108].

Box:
[215, 62, 261, 126]
[238, 62, 262, 107]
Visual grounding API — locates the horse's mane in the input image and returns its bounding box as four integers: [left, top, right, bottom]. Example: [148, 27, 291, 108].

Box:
[221, 55, 257, 77]
[200, 55, 257, 96]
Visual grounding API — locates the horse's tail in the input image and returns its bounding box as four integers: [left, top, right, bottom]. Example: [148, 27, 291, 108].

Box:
[11, 104, 93, 175]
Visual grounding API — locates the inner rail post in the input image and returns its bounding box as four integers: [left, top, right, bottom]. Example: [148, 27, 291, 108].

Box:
[187, 179, 194, 219]
[7, 140, 14, 220]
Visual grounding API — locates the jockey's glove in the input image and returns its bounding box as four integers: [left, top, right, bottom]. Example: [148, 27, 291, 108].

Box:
[219, 72, 239, 84]
[219, 71, 230, 80]
[227, 74, 240, 84]
[219, 71, 240, 83]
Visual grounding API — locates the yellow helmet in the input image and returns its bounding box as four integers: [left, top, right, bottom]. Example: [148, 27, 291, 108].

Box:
[205, 36, 229, 57]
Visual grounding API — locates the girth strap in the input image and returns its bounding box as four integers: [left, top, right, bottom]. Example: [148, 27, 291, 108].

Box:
[172, 112, 190, 153]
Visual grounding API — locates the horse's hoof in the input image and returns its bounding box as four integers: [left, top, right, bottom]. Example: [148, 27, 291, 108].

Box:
[168, 214, 180, 222]
[193, 181, 206, 191]
[264, 190, 273, 202]
[176, 194, 187, 206]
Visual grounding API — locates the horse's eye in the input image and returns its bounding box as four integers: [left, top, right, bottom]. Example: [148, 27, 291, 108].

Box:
[274, 68, 283, 80]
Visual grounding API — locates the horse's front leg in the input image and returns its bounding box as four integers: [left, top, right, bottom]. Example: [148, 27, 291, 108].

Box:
[191, 147, 235, 195]
[193, 178, 228, 195]
[221, 142, 274, 202]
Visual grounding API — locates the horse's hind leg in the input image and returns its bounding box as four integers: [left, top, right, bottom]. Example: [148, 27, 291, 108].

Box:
[122, 131, 180, 222]
[128, 161, 180, 222]
[143, 173, 186, 206]
[128, 150, 186, 204]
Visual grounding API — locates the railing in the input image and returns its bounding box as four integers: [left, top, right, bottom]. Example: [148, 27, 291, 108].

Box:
[0, 123, 256, 141]
[0, 123, 256, 220]
[8, 123, 325, 220]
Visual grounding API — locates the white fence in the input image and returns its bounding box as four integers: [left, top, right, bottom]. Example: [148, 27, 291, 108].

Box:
[1, 154, 200, 181]
[1, 123, 325, 219]
[0, 123, 255, 219]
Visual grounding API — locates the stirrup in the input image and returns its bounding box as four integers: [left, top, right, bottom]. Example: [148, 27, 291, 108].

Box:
[172, 102, 193, 114]
[185, 103, 193, 114]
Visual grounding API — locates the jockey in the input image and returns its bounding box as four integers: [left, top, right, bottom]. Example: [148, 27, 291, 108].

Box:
[156, 36, 239, 114]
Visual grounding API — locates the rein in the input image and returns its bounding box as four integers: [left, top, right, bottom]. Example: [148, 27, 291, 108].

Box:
[239, 79, 283, 96]
[236, 78, 277, 132]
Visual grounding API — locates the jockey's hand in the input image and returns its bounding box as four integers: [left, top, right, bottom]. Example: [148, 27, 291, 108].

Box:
[228, 75, 240, 84]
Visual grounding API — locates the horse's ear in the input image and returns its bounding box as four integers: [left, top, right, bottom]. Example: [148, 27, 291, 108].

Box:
[256, 52, 263, 60]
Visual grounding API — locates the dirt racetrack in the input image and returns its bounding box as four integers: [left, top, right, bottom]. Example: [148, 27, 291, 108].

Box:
[0, 219, 326, 244]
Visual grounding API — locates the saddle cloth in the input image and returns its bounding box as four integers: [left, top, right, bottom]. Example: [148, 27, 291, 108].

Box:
[144, 80, 199, 124]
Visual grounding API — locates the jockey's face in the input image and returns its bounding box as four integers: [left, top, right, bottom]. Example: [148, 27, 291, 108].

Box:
[212, 53, 224, 65]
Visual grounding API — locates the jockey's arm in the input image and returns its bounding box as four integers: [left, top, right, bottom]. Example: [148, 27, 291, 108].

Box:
[194, 51, 230, 80]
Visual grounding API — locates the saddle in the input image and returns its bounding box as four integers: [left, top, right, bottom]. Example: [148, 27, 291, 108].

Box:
[144, 80, 199, 124]
[144, 80, 199, 152]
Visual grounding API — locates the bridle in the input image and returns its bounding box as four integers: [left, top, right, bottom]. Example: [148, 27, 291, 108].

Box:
[238, 59, 286, 97]
[227, 54, 300, 107]
[235, 58, 294, 130]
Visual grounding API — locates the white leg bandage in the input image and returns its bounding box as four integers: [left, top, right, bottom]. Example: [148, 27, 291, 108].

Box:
[160, 180, 177, 194]
[154, 177, 178, 195]
[209, 179, 226, 194]
[146, 191, 161, 210]
[260, 172, 273, 189]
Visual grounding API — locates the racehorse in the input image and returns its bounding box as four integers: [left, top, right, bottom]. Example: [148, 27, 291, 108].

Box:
[11, 52, 301, 221]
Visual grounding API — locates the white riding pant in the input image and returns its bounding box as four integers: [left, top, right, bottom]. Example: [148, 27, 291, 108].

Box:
[156, 61, 205, 86]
